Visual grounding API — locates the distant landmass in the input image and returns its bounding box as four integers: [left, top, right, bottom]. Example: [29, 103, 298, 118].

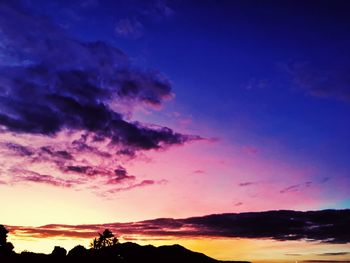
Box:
[1, 242, 250, 263]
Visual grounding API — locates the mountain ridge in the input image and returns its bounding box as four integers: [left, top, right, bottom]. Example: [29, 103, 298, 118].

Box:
[1, 241, 251, 263]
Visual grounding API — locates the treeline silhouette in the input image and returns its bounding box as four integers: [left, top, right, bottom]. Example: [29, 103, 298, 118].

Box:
[0, 225, 250, 263]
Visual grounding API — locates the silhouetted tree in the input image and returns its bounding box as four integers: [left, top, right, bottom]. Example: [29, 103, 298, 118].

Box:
[90, 229, 118, 249]
[68, 245, 87, 257]
[0, 225, 14, 255]
[51, 246, 67, 257]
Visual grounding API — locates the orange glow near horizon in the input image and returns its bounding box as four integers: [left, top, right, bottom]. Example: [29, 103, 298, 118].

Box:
[7, 232, 350, 263]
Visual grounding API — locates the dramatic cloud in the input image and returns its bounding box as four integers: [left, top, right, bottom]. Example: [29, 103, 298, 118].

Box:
[0, 1, 201, 193]
[0, 1, 199, 149]
[8, 210, 350, 244]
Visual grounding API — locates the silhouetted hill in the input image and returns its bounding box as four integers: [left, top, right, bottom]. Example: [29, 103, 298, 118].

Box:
[1, 242, 250, 263]
[111, 242, 250, 263]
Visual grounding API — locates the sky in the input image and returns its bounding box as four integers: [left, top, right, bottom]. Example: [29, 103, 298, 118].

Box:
[0, 0, 350, 262]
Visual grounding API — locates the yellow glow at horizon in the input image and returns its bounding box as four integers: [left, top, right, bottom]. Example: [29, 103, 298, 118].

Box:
[0, 183, 180, 226]
[7, 233, 350, 263]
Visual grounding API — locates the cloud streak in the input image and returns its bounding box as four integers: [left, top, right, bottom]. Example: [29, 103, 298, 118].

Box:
[8, 210, 350, 244]
[11, 169, 83, 188]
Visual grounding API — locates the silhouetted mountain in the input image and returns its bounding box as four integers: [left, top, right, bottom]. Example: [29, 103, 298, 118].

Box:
[1, 242, 250, 263]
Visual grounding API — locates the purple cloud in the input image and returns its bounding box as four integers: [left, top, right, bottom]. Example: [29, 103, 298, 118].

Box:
[280, 182, 313, 194]
[8, 209, 350, 244]
[0, 1, 200, 150]
[0, 1, 202, 194]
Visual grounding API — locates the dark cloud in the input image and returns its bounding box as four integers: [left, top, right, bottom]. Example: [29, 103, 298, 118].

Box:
[116, 148, 136, 158]
[317, 252, 350, 256]
[238, 182, 257, 187]
[65, 165, 95, 175]
[71, 133, 112, 158]
[40, 146, 73, 160]
[8, 210, 350, 244]
[0, 1, 200, 151]
[112, 166, 136, 182]
[3, 142, 33, 156]
[0, 1, 202, 194]
[64, 164, 135, 185]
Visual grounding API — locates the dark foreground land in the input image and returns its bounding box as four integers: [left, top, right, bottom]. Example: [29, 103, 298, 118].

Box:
[1, 242, 250, 263]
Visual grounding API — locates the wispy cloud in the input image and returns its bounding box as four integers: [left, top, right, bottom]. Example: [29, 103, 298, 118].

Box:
[11, 169, 83, 188]
[280, 181, 313, 194]
[107, 179, 156, 193]
[238, 181, 259, 187]
[317, 252, 350, 256]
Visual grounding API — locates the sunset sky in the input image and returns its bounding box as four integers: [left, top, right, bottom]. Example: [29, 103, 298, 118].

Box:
[0, 0, 350, 262]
